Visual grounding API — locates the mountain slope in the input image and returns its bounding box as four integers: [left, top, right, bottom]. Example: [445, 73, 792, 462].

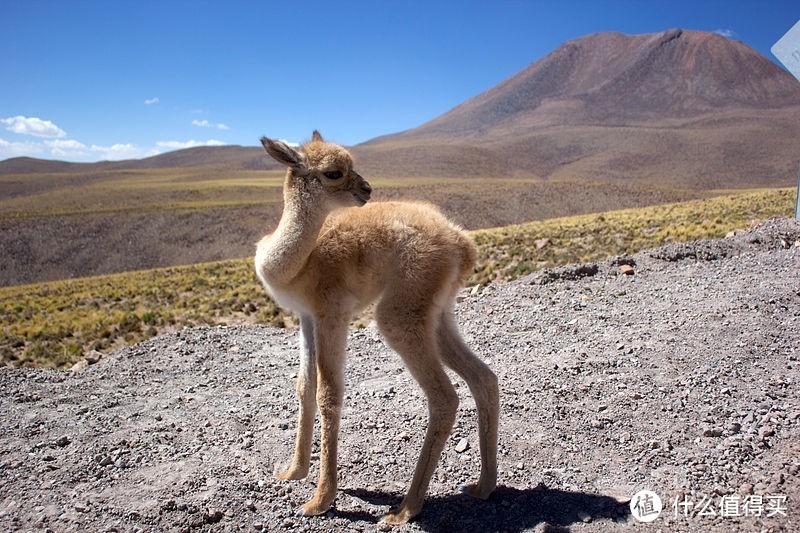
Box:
[0, 145, 273, 175]
[370, 29, 800, 140]
[356, 29, 800, 188]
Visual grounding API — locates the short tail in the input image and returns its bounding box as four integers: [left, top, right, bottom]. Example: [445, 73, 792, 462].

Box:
[458, 232, 478, 287]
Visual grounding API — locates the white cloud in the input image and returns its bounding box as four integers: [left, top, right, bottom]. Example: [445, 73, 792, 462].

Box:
[144, 97, 160, 105]
[0, 131, 227, 162]
[1, 115, 66, 138]
[156, 139, 225, 149]
[0, 137, 44, 158]
[713, 29, 735, 38]
[45, 139, 88, 158]
[192, 119, 230, 130]
[89, 143, 159, 161]
[278, 139, 300, 148]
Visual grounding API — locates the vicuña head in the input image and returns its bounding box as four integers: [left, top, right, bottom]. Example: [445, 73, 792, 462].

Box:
[254, 131, 499, 526]
[261, 130, 372, 212]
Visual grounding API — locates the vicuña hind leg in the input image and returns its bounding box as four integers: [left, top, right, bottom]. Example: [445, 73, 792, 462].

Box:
[276, 316, 316, 480]
[437, 310, 499, 499]
[377, 308, 459, 525]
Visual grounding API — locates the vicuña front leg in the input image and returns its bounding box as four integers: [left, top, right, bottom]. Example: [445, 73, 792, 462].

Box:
[297, 321, 347, 517]
[276, 317, 316, 480]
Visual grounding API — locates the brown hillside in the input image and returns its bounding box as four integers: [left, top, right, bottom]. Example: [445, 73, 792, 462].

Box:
[356, 29, 800, 188]
[0, 146, 274, 175]
[369, 29, 800, 139]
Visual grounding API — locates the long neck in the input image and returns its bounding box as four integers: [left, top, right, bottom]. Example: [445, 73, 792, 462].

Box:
[260, 181, 327, 285]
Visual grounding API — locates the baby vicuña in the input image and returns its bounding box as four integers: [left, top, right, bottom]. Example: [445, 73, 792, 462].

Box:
[255, 131, 499, 525]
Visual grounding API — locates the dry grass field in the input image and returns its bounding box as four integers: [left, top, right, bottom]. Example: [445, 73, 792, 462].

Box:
[1, 187, 794, 370]
[0, 162, 714, 287]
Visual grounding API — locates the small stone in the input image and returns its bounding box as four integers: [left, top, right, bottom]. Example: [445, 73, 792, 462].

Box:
[703, 428, 723, 438]
[619, 265, 635, 276]
[758, 426, 775, 440]
[590, 420, 605, 429]
[95, 454, 113, 466]
[74, 502, 90, 513]
[454, 438, 470, 453]
[204, 509, 224, 524]
[53, 435, 71, 447]
[535, 238, 550, 250]
[70, 360, 89, 372]
[84, 350, 102, 364]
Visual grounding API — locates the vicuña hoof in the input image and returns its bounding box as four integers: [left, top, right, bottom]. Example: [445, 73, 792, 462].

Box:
[461, 482, 495, 500]
[273, 464, 308, 480]
[381, 505, 419, 526]
[296, 498, 332, 517]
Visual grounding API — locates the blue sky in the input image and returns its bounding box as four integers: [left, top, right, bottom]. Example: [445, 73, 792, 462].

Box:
[1, 0, 798, 162]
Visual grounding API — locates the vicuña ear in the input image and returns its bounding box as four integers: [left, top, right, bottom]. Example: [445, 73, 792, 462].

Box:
[261, 137, 307, 173]
[311, 130, 324, 142]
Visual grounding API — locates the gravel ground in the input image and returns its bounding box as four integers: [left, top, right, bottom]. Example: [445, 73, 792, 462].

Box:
[1, 218, 798, 532]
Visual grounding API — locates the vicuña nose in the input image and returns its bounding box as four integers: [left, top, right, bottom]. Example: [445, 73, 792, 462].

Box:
[362, 180, 372, 195]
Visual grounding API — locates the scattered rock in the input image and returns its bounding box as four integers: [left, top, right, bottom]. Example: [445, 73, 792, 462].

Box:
[84, 350, 103, 365]
[1, 219, 799, 532]
[619, 265, 635, 276]
[203, 509, 224, 524]
[70, 359, 89, 372]
[703, 428, 724, 438]
[759, 426, 775, 441]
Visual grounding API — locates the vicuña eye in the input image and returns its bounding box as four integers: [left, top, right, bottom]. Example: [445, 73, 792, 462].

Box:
[323, 171, 343, 180]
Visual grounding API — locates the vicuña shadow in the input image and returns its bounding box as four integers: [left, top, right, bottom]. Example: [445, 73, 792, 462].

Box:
[341, 484, 630, 531]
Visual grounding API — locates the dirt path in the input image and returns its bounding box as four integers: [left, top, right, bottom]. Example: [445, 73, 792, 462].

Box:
[1, 219, 798, 532]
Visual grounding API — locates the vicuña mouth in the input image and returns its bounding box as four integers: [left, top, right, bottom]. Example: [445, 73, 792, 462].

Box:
[355, 193, 370, 206]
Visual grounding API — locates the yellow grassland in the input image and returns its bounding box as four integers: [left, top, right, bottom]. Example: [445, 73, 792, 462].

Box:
[0, 187, 795, 369]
